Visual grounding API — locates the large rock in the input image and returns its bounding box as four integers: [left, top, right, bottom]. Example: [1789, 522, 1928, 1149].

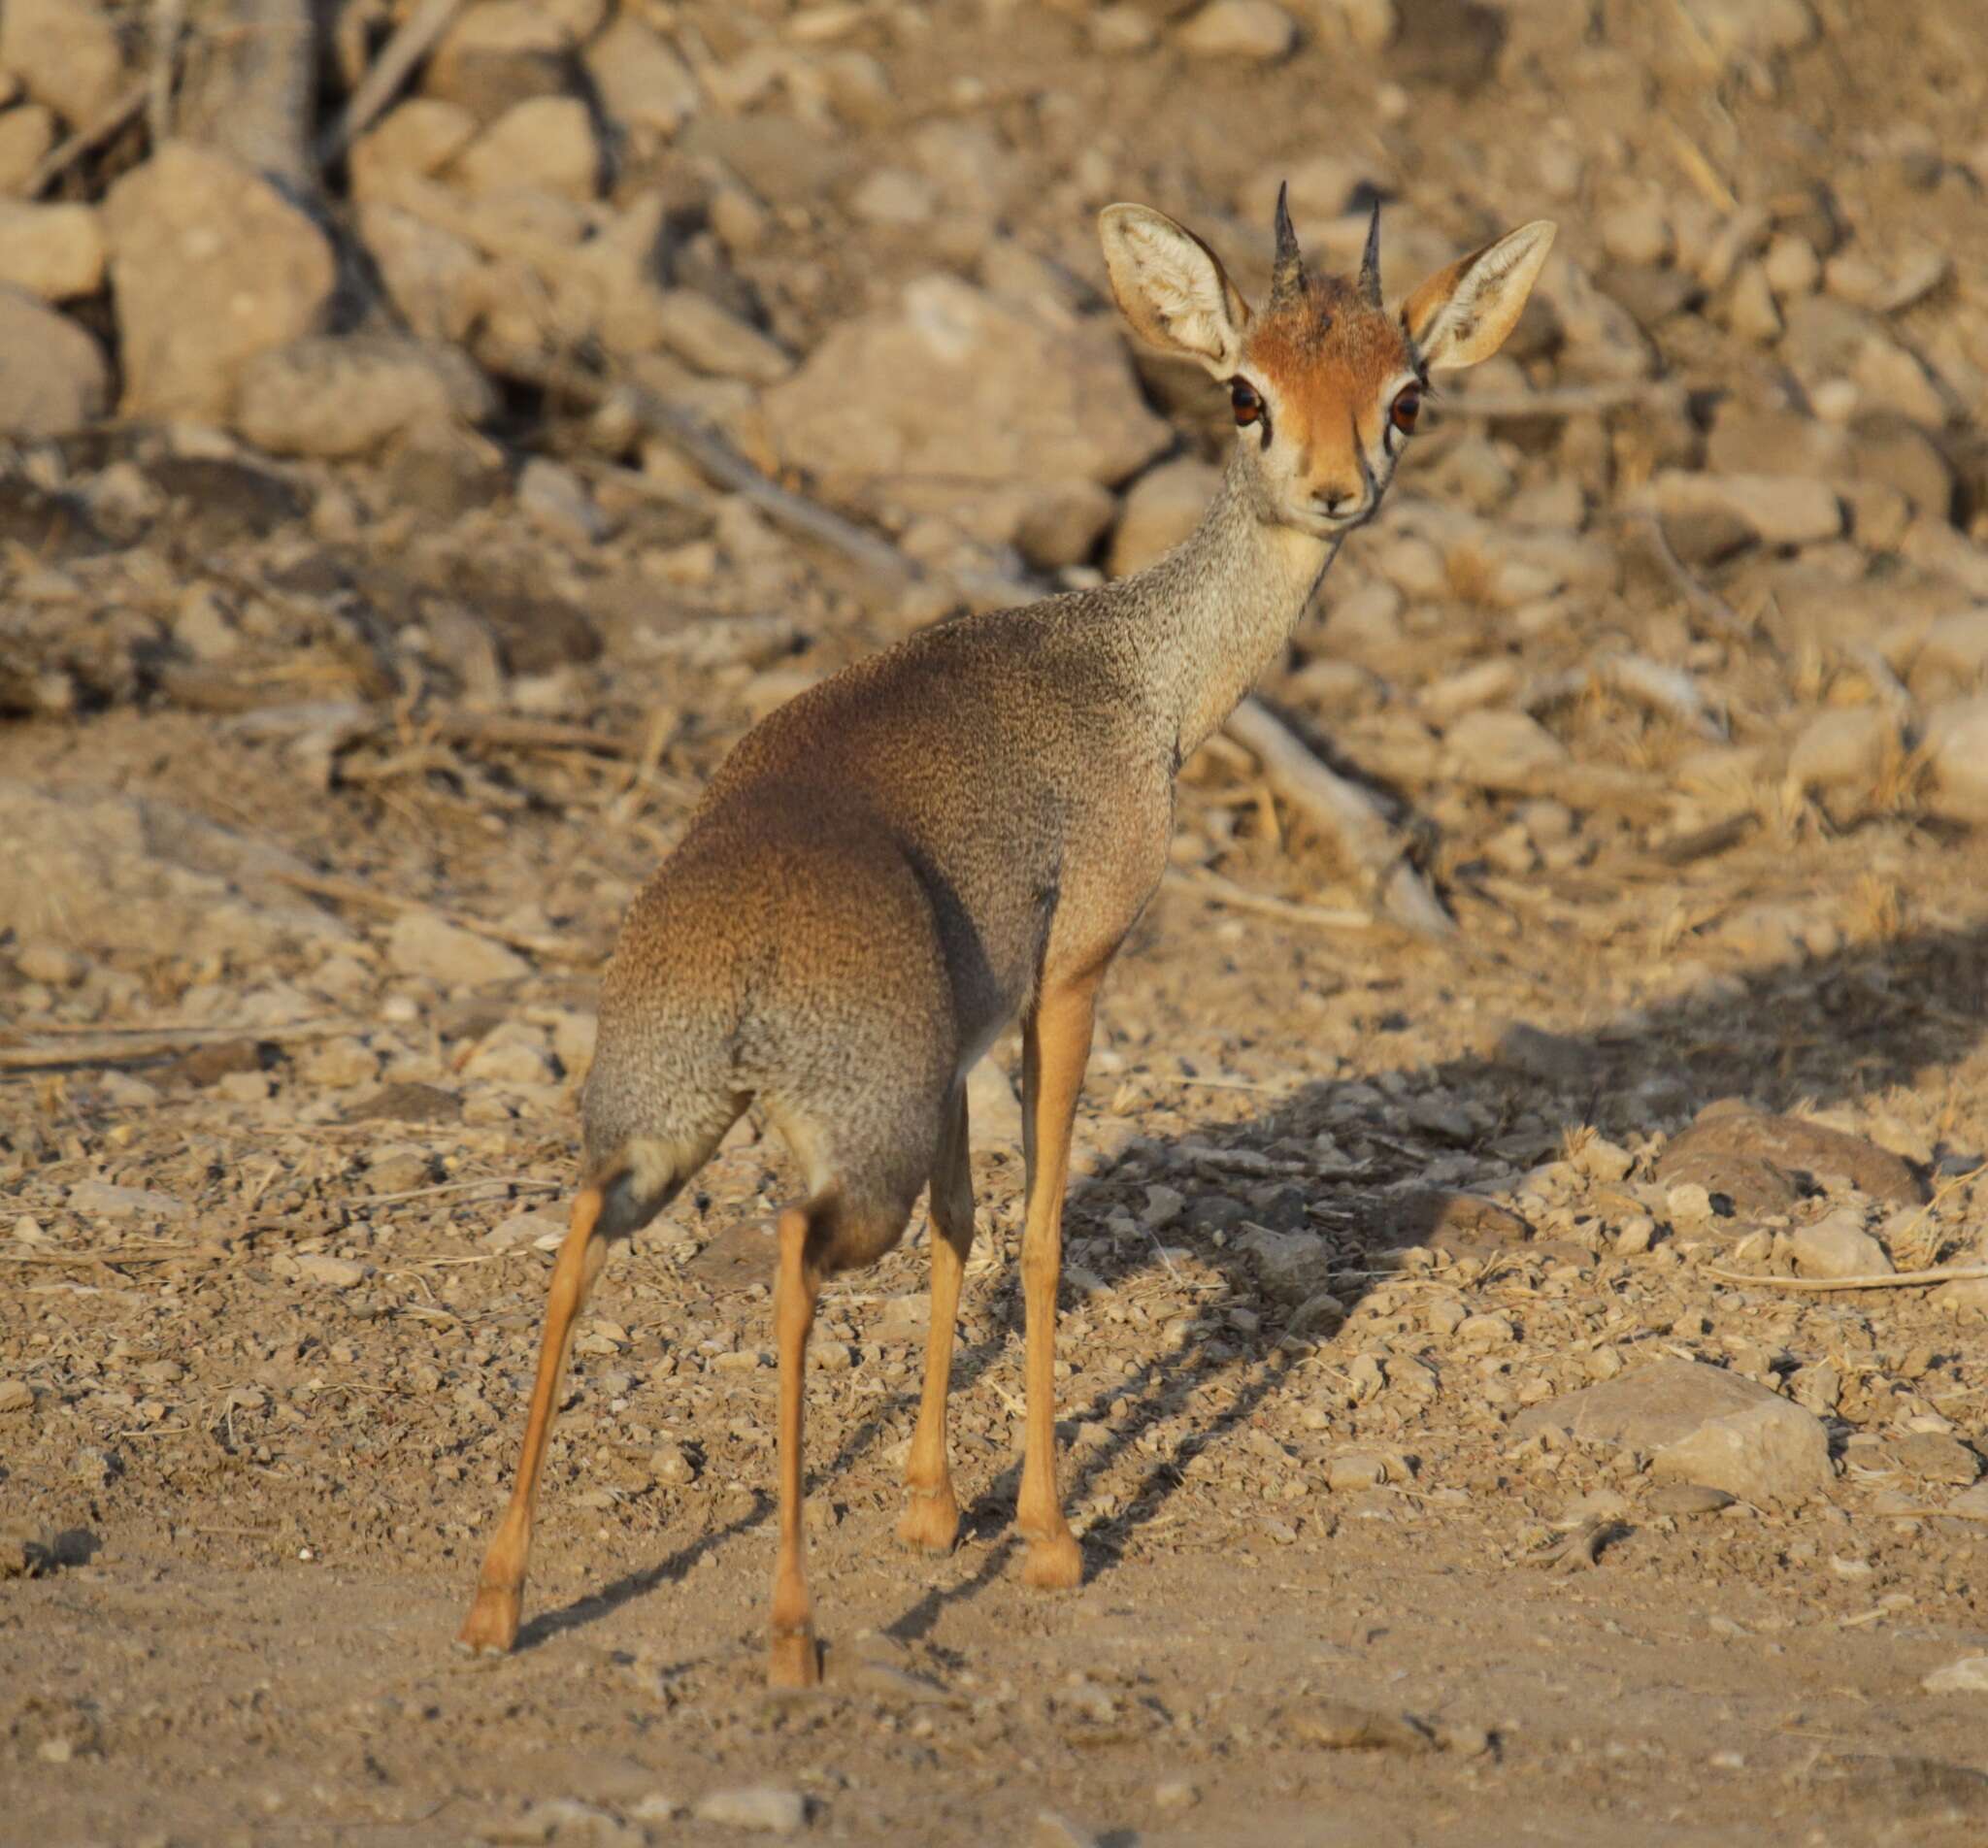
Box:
[1786, 1208, 1893, 1279]
[1514, 1359, 1832, 1503]
[1922, 697, 1988, 825]
[763, 275, 1170, 503]
[1, 0, 124, 129]
[103, 143, 337, 420]
[233, 336, 495, 458]
[1655, 1106, 1925, 1213]
[0, 782, 348, 960]
[0, 202, 105, 301]
[386, 911, 527, 986]
[1110, 457, 1221, 577]
[0, 287, 109, 436]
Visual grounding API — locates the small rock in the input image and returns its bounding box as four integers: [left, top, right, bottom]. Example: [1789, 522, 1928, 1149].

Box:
[483, 1208, 566, 1252]
[0, 1380, 34, 1415]
[1646, 1482, 1736, 1516]
[1787, 707, 1895, 798]
[1888, 1432, 1982, 1486]
[1327, 1452, 1389, 1491]
[1922, 698, 1988, 825]
[966, 1056, 1023, 1144]
[424, 0, 577, 122]
[849, 168, 940, 226]
[1441, 710, 1569, 790]
[1177, 0, 1300, 60]
[387, 911, 528, 985]
[692, 1786, 808, 1834]
[1785, 1208, 1892, 1280]
[652, 291, 791, 384]
[1015, 479, 1118, 573]
[1153, 1778, 1199, 1812]
[69, 1179, 188, 1221]
[1110, 457, 1221, 578]
[0, 285, 110, 436]
[349, 99, 480, 200]
[1574, 1136, 1635, 1184]
[2, 0, 124, 128]
[518, 458, 608, 547]
[1513, 1358, 1832, 1502]
[1030, 1812, 1099, 1848]
[1288, 1700, 1435, 1753]
[1923, 1658, 1988, 1696]
[1648, 471, 1841, 547]
[1676, 0, 1816, 59]
[582, 13, 699, 142]
[0, 105, 57, 196]
[0, 202, 104, 302]
[1234, 1223, 1334, 1305]
[1599, 198, 1673, 268]
[293, 1254, 367, 1288]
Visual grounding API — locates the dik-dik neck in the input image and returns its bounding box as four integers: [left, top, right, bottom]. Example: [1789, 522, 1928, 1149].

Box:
[1117, 448, 1339, 758]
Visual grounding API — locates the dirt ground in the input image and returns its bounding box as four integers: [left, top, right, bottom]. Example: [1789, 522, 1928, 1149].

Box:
[8, 1, 1988, 1844]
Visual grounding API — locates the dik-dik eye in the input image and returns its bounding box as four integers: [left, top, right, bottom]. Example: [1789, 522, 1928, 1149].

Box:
[1389, 384, 1422, 436]
[1229, 377, 1264, 427]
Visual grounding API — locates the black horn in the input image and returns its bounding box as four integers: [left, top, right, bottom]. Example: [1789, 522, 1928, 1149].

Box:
[1357, 198, 1382, 307]
[1270, 181, 1306, 307]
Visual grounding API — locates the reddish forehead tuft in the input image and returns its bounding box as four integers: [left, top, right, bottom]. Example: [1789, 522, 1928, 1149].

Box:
[1243, 274, 1410, 402]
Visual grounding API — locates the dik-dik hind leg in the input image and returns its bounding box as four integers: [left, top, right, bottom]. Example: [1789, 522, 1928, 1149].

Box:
[1015, 970, 1102, 1592]
[769, 1203, 827, 1690]
[899, 1084, 974, 1553]
[459, 1184, 613, 1654]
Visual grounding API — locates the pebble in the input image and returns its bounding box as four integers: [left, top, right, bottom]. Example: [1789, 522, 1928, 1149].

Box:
[292, 1254, 367, 1288]
[1923, 1658, 1988, 1696]
[1785, 1208, 1892, 1280]
[1153, 1779, 1199, 1812]
[0, 1380, 33, 1414]
[1030, 1812, 1099, 1848]
[1176, 0, 1299, 60]
[387, 910, 529, 985]
[692, 1786, 808, 1834]
[1646, 1483, 1736, 1516]
[68, 1179, 189, 1221]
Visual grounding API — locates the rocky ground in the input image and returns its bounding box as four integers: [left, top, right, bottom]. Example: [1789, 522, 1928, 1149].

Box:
[6, 0, 1988, 1843]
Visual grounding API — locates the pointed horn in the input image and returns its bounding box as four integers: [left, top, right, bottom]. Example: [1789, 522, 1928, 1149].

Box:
[1270, 181, 1306, 306]
[1357, 198, 1382, 307]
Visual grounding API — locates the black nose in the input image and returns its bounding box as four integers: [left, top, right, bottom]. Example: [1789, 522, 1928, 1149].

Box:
[1317, 489, 1357, 514]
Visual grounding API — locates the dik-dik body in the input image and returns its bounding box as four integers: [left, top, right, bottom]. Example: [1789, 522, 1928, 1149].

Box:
[459, 194, 1554, 1685]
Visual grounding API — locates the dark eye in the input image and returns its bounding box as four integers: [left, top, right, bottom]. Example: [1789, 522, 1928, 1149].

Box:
[1390, 386, 1422, 435]
[1229, 378, 1263, 427]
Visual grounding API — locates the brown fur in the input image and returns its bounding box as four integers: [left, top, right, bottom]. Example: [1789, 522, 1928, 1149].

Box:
[458, 198, 1552, 1685]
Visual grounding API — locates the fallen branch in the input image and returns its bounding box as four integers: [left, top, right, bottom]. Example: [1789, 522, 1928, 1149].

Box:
[1706, 1264, 1988, 1294]
[269, 869, 605, 964]
[317, 0, 465, 165]
[1625, 509, 1758, 645]
[1167, 867, 1373, 934]
[0, 1021, 345, 1072]
[0, 1243, 226, 1267]
[1222, 699, 1454, 939]
[28, 81, 148, 197]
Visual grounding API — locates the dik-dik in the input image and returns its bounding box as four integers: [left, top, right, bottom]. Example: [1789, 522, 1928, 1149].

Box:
[459, 194, 1554, 1686]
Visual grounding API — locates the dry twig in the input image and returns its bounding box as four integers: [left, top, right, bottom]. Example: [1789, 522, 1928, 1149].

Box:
[1706, 1264, 1988, 1294]
[317, 0, 465, 164]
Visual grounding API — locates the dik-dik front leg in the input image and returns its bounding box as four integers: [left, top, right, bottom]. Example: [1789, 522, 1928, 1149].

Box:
[1014, 969, 1102, 1590]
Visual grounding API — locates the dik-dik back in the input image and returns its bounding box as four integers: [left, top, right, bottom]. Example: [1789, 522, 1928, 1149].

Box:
[583, 594, 1174, 1218]
[459, 189, 1554, 1687]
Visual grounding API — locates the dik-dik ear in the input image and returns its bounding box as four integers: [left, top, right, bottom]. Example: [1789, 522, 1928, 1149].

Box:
[1400, 220, 1557, 372]
[1099, 204, 1252, 377]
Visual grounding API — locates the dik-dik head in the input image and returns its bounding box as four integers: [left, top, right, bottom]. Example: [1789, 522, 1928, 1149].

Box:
[1101, 191, 1555, 538]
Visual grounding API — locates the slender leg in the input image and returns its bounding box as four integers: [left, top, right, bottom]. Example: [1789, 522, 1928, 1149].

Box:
[458, 1184, 611, 1653]
[899, 1085, 974, 1553]
[1015, 972, 1101, 1591]
[768, 1203, 825, 1689]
